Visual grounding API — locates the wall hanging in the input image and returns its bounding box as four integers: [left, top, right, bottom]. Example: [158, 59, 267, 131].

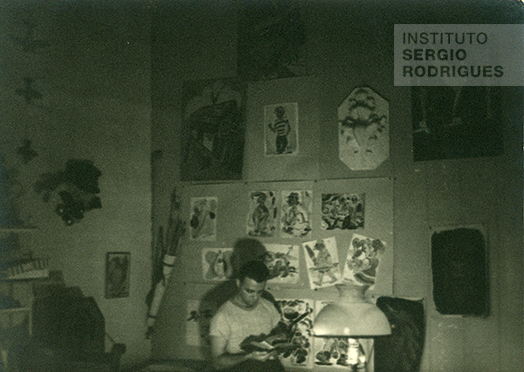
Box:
[34, 159, 102, 226]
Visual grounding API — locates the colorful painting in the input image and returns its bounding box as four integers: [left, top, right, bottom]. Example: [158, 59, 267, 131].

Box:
[189, 197, 217, 241]
[302, 237, 342, 290]
[181, 78, 246, 181]
[338, 87, 389, 170]
[342, 234, 386, 288]
[265, 244, 299, 284]
[202, 248, 234, 281]
[246, 190, 278, 237]
[321, 193, 365, 230]
[264, 102, 299, 156]
[280, 190, 312, 238]
[276, 298, 314, 369]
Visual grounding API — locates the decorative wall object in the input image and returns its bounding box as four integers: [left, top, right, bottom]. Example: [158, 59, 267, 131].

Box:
[246, 190, 278, 237]
[189, 197, 217, 241]
[303, 237, 342, 290]
[202, 248, 233, 281]
[264, 102, 299, 156]
[181, 78, 246, 181]
[276, 298, 314, 369]
[105, 252, 130, 299]
[280, 190, 312, 238]
[338, 87, 389, 170]
[412, 86, 503, 161]
[34, 159, 102, 226]
[237, 0, 307, 81]
[431, 225, 489, 316]
[321, 193, 365, 230]
[265, 244, 299, 284]
[341, 234, 387, 289]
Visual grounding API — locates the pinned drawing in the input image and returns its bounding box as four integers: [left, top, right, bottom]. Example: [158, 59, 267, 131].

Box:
[321, 193, 365, 230]
[342, 234, 386, 288]
[265, 244, 299, 284]
[264, 102, 299, 156]
[338, 87, 389, 170]
[246, 191, 278, 237]
[276, 298, 315, 369]
[303, 237, 342, 290]
[190, 197, 217, 241]
[202, 248, 233, 281]
[281, 190, 312, 238]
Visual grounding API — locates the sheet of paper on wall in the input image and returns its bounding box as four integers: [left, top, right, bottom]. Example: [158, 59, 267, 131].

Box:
[341, 233, 386, 289]
[202, 248, 233, 281]
[321, 193, 365, 231]
[276, 298, 315, 369]
[189, 196, 217, 241]
[302, 237, 342, 290]
[265, 244, 300, 285]
[264, 102, 299, 156]
[280, 190, 312, 238]
[246, 190, 278, 237]
[185, 299, 214, 347]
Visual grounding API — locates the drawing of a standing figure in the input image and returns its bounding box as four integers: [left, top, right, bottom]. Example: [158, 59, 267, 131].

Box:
[268, 106, 291, 154]
[281, 191, 311, 238]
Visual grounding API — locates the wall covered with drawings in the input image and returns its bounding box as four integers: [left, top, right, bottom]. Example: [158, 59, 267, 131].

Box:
[174, 176, 393, 365]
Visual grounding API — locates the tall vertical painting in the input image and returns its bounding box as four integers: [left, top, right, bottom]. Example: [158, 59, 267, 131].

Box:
[181, 78, 247, 181]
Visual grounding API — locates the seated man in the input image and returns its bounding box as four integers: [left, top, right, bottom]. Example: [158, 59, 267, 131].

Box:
[209, 260, 285, 372]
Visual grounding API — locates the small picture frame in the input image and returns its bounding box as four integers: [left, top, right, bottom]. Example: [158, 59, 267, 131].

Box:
[105, 252, 130, 299]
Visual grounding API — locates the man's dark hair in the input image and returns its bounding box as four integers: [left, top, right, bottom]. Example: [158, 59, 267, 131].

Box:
[238, 260, 270, 283]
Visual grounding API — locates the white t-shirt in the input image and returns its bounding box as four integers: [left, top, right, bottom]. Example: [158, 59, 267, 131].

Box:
[209, 298, 281, 354]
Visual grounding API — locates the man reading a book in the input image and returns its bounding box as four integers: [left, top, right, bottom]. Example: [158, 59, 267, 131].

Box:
[209, 259, 286, 372]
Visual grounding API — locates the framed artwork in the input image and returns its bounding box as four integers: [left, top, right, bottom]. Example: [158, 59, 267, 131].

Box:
[237, 0, 307, 81]
[181, 78, 247, 181]
[338, 87, 389, 170]
[189, 196, 218, 241]
[105, 252, 130, 299]
[412, 86, 503, 161]
[264, 102, 299, 156]
[321, 193, 365, 230]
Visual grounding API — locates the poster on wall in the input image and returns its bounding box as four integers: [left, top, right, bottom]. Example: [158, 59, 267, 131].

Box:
[303, 237, 342, 290]
[265, 244, 300, 284]
[276, 298, 315, 369]
[341, 234, 386, 289]
[186, 299, 215, 347]
[280, 190, 312, 238]
[190, 197, 217, 241]
[202, 248, 234, 281]
[338, 87, 389, 170]
[264, 102, 299, 156]
[181, 78, 246, 181]
[412, 86, 503, 162]
[246, 190, 278, 237]
[321, 193, 365, 230]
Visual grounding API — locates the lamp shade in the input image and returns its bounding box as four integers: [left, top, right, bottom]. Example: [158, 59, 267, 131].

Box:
[312, 284, 391, 337]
